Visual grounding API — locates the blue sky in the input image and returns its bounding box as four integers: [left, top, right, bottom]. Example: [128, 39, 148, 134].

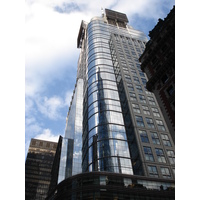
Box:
[25, 0, 175, 158]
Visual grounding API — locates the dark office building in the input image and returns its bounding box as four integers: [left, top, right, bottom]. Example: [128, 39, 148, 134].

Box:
[47, 8, 175, 200]
[25, 138, 57, 200]
[139, 6, 175, 143]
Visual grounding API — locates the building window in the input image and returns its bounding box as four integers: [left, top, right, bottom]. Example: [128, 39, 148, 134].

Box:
[167, 150, 175, 164]
[139, 94, 146, 103]
[155, 148, 166, 163]
[156, 119, 165, 131]
[129, 92, 137, 101]
[123, 68, 129, 73]
[146, 117, 155, 129]
[139, 72, 145, 77]
[125, 74, 131, 79]
[125, 77, 132, 82]
[132, 103, 141, 113]
[131, 70, 137, 76]
[147, 166, 158, 177]
[135, 116, 145, 127]
[145, 90, 152, 95]
[160, 167, 171, 179]
[131, 51, 137, 57]
[127, 82, 133, 87]
[142, 105, 150, 115]
[161, 134, 172, 147]
[151, 132, 160, 145]
[148, 96, 156, 105]
[127, 86, 134, 92]
[151, 107, 160, 117]
[141, 78, 147, 85]
[166, 85, 174, 96]
[136, 85, 143, 93]
[133, 76, 140, 84]
[139, 130, 149, 143]
[143, 147, 154, 161]
[136, 63, 141, 69]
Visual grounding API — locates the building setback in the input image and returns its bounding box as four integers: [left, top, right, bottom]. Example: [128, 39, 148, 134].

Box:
[139, 6, 175, 143]
[25, 138, 57, 200]
[47, 8, 175, 199]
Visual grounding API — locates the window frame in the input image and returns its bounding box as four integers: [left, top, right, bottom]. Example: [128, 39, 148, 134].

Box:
[147, 165, 159, 177]
[160, 167, 171, 179]
[132, 103, 141, 113]
[139, 130, 149, 143]
[151, 132, 160, 145]
[161, 134, 172, 147]
[156, 119, 166, 131]
[146, 117, 155, 129]
[135, 115, 145, 127]
[155, 148, 166, 163]
[167, 150, 175, 164]
[143, 146, 154, 162]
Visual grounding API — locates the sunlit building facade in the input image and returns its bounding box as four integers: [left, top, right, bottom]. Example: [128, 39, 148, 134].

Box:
[47, 9, 175, 200]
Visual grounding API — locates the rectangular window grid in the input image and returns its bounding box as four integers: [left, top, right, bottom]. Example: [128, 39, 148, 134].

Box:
[167, 150, 175, 164]
[139, 94, 146, 104]
[136, 85, 143, 93]
[151, 107, 160, 117]
[143, 146, 154, 162]
[129, 93, 137, 101]
[146, 117, 155, 129]
[156, 119, 166, 131]
[161, 134, 172, 147]
[135, 116, 145, 127]
[155, 148, 166, 163]
[160, 167, 171, 179]
[132, 103, 141, 113]
[151, 132, 160, 145]
[148, 96, 156, 105]
[139, 130, 149, 143]
[147, 165, 158, 177]
[142, 105, 151, 115]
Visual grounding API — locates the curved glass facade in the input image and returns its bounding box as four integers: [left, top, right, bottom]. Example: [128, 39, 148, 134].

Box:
[83, 19, 134, 175]
[58, 78, 83, 183]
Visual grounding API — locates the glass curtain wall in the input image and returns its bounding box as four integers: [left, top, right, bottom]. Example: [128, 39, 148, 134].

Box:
[58, 78, 83, 183]
[83, 18, 134, 175]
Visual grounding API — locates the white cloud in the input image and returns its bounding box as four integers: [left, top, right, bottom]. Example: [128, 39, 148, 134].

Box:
[25, 116, 36, 126]
[26, 123, 43, 136]
[36, 96, 66, 120]
[25, 2, 82, 97]
[35, 129, 60, 142]
[25, 97, 34, 115]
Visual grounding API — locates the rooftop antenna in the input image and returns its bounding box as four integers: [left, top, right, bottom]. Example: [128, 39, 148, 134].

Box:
[101, 7, 104, 17]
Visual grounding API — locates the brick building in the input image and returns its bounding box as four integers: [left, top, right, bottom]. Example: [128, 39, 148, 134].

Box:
[139, 6, 175, 143]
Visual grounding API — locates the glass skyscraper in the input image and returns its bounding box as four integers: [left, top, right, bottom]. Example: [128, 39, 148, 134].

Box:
[47, 9, 175, 200]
